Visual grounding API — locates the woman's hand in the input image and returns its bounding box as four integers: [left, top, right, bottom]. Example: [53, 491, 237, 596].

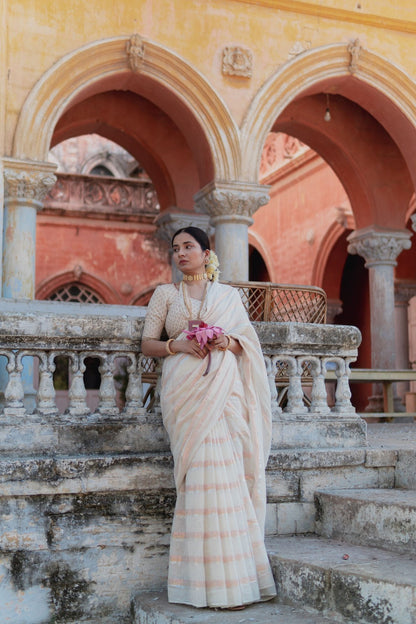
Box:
[171, 338, 208, 359]
[208, 334, 242, 356]
[208, 334, 230, 351]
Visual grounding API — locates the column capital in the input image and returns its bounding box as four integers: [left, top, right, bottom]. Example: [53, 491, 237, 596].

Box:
[395, 280, 416, 305]
[347, 226, 412, 268]
[194, 180, 270, 225]
[155, 211, 214, 243]
[3, 158, 57, 208]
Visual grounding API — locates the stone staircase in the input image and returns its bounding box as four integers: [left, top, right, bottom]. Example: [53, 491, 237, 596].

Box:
[268, 488, 416, 624]
[132, 487, 416, 624]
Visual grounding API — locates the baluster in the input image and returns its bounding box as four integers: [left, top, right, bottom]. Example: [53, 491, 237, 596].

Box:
[123, 353, 145, 418]
[4, 351, 26, 418]
[309, 357, 331, 414]
[284, 356, 308, 414]
[36, 352, 58, 417]
[96, 353, 118, 417]
[265, 355, 281, 416]
[67, 353, 90, 418]
[332, 357, 355, 413]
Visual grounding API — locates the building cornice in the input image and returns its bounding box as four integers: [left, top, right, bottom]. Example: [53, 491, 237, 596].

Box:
[233, 0, 416, 34]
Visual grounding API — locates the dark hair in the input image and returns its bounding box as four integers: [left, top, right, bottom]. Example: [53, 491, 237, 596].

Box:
[171, 226, 210, 251]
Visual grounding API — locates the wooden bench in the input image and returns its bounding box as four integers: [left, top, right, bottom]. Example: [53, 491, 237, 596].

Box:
[325, 368, 416, 419]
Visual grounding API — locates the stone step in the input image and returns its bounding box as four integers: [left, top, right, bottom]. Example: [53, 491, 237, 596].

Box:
[315, 487, 416, 554]
[267, 534, 416, 624]
[131, 589, 337, 623]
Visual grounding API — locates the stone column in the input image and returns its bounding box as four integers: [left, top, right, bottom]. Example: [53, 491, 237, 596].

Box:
[347, 226, 412, 410]
[3, 158, 57, 298]
[156, 211, 213, 282]
[194, 181, 270, 282]
[395, 282, 416, 406]
[2, 158, 56, 411]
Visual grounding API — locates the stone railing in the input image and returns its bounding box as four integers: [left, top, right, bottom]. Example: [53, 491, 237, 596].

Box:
[0, 298, 366, 456]
[44, 172, 160, 220]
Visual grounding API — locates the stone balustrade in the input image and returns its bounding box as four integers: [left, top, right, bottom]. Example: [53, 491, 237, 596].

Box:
[0, 298, 368, 621]
[0, 298, 366, 456]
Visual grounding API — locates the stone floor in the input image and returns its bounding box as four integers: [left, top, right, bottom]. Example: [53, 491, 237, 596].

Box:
[367, 421, 416, 449]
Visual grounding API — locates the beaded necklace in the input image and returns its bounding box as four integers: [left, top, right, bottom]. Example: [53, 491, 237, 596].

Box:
[181, 279, 209, 328]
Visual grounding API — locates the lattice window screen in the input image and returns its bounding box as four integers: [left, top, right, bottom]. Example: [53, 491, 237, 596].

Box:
[48, 283, 103, 304]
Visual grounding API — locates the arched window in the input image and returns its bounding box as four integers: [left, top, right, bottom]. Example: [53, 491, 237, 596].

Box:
[90, 164, 114, 177]
[48, 283, 104, 304]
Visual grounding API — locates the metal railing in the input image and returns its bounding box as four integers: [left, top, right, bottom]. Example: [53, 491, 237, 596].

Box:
[227, 281, 327, 324]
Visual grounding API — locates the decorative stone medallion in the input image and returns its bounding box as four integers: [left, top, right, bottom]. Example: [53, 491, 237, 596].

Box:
[222, 46, 253, 78]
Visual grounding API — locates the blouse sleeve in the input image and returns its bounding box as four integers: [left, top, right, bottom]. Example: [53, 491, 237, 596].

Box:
[142, 286, 169, 340]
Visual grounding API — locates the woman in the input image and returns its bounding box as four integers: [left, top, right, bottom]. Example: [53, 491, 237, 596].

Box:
[141, 226, 276, 610]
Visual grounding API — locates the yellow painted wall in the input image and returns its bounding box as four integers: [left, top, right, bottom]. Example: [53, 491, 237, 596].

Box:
[4, 0, 416, 155]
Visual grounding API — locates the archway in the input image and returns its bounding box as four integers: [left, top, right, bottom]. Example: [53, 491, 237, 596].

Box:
[13, 35, 240, 187]
[245, 43, 416, 405]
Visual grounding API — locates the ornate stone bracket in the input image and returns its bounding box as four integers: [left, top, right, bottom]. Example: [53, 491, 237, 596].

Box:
[3, 158, 57, 209]
[347, 226, 412, 267]
[194, 181, 270, 225]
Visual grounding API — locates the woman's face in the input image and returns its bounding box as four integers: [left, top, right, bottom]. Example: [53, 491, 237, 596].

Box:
[172, 232, 209, 275]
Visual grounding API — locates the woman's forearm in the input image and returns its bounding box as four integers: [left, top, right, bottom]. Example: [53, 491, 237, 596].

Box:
[228, 336, 242, 356]
[141, 338, 207, 359]
[141, 339, 174, 358]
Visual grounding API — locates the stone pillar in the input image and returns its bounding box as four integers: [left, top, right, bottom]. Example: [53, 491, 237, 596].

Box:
[156, 211, 213, 282]
[194, 181, 270, 282]
[347, 226, 412, 410]
[3, 158, 57, 298]
[2, 159, 56, 411]
[395, 282, 416, 408]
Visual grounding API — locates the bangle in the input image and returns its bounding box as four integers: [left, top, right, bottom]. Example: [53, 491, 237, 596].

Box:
[166, 338, 176, 355]
[218, 335, 231, 351]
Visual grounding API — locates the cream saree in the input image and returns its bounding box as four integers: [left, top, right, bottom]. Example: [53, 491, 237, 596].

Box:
[143, 281, 276, 608]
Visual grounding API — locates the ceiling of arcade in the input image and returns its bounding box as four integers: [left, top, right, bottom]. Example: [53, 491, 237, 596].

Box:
[273, 91, 414, 230]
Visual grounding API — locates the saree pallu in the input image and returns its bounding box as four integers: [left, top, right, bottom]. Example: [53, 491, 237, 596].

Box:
[160, 283, 276, 608]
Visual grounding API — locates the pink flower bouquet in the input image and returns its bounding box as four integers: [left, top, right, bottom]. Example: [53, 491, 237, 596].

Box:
[184, 321, 224, 375]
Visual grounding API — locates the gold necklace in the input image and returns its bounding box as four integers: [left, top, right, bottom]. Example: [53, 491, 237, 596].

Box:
[182, 273, 207, 281]
[181, 280, 209, 319]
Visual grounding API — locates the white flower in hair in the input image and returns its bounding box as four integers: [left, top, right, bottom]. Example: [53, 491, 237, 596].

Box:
[205, 250, 220, 282]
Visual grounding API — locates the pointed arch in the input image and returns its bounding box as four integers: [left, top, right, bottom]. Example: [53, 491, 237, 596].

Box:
[12, 36, 240, 181]
[241, 42, 416, 183]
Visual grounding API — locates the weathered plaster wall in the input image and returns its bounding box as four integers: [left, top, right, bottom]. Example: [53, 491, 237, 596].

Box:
[36, 217, 171, 304]
[5, 0, 416, 155]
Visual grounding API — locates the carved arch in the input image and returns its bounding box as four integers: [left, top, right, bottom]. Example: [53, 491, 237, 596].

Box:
[12, 36, 240, 181]
[241, 43, 416, 182]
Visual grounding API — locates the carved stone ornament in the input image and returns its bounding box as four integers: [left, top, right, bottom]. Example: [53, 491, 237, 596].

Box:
[347, 228, 412, 267]
[222, 46, 253, 78]
[395, 281, 416, 305]
[347, 38, 362, 74]
[288, 40, 311, 58]
[126, 33, 145, 72]
[195, 182, 270, 221]
[4, 169, 57, 205]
